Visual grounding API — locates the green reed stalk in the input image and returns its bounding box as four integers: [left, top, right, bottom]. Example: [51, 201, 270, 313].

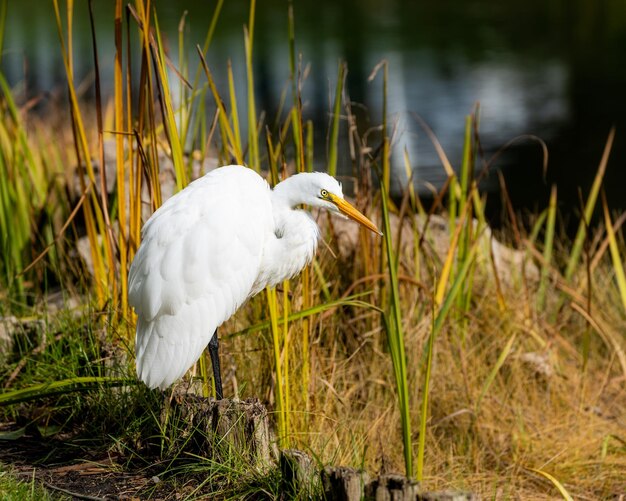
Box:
[0, 0, 6, 65]
[537, 185, 557, 310]
[0, 73, 46, 298]
[0, 377, 132, 406]
[455, 115, 475, 332]
[380, 153, 413, 478]
[564, 128, 614, 281]
[381, 62, 389, 193]
[327, 61, 345, 177]
[417, 234, 480, 480]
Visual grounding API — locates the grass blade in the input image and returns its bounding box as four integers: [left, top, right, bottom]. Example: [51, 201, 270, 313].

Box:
[564, 128, 614, 281]
[602, 192, 626, 312]
[327, 61, 345, 177]
[151, 13, 187, 190]
[537, 185, 557, 310]
[476, 332, 517, 409]
[0, 377, 133, 406]
[527, 468, 574, 501]
[417, 235, 480, 480]
[380, 164, 412, 478]
[244, 0, 259, 171]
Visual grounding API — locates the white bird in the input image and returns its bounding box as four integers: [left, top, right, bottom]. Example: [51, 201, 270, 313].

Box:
[128, 165, 381, 397]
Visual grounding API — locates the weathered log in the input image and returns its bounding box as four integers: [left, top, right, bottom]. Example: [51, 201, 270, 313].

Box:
[322, 466, 371, 501]
[165, 395, 278, 472]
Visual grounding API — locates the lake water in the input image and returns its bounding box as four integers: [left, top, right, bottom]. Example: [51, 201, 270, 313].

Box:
[3, 0, 626, 225]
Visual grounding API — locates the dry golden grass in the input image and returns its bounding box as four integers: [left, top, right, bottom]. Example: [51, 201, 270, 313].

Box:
[219, 215, 626, 499]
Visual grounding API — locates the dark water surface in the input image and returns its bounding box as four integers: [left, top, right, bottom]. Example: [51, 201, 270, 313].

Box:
[4, 0, 626, 224]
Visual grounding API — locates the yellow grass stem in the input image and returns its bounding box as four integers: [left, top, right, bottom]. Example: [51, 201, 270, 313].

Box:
[197, 47, 244, 166]
[527, 468, 574, 501]
[435, 197, 473, 306]
[402, 147, 419, 214]
[134, 0, 162, 211]
[266, 286, 287, 447]
[306, 121, 314, 172]
[287, 4, 311, 418]
[227, 60, 243, 156]
[53, 0, 112, 305]
[291, 107, 304, 171]
[114, 0, 129, 321]
[301, 265, 311, 414]
[152, 14, 187, 190]
[228, 294, 374, 339]
[282, 279, 291, 444]
[88, 0, 118, 306]
[602, 193, 626, 312]
[244, 0, 259, 171]
[126, 6, 141, 260]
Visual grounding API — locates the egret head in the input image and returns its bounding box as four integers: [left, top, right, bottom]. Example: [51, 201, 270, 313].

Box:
[274, 172, 382, 235]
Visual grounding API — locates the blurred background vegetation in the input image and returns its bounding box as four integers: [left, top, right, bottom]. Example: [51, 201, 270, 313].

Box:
[4, 0, 626, 217]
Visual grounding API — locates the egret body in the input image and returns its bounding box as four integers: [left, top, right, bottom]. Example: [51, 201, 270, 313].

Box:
[128, 165, 380, 395]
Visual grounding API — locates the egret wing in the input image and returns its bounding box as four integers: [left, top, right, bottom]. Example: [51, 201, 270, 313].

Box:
[129, 166, 273, 389]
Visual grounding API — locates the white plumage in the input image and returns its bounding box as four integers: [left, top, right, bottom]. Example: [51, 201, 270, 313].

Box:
[128, 165, 380, 391]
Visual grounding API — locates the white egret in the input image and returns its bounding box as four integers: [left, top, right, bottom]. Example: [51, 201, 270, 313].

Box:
[128, 165, 381, 397]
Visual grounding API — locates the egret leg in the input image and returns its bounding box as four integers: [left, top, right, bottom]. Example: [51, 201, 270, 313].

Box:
[208, 330, 223, 400]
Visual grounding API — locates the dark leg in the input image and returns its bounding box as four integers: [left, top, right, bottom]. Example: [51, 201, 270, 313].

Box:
[208, 329, 223, 400]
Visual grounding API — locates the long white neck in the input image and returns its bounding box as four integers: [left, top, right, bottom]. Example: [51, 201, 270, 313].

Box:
[250, 176, 320, 295]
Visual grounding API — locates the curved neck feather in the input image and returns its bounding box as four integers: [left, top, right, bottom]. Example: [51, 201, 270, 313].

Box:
[271, 174, 309, 209]
[251, 185, 320, 294]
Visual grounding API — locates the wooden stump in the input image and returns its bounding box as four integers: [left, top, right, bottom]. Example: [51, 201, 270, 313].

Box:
[163, 397, 478, 500]
[322, 466, 371, 501]
[281, 449, 318, 496]
[365, 473, 419, 501]
[165, 395, 278, 472]
[321, 466, 477, 501]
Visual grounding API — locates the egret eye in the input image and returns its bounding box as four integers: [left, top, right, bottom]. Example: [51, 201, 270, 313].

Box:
[320, 189, 329, 198]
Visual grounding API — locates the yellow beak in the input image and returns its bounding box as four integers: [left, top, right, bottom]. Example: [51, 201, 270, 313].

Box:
[329, 194, 383, 236]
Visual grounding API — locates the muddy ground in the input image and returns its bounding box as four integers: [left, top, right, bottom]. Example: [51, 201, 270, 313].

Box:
[0, 437, 199, 500]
